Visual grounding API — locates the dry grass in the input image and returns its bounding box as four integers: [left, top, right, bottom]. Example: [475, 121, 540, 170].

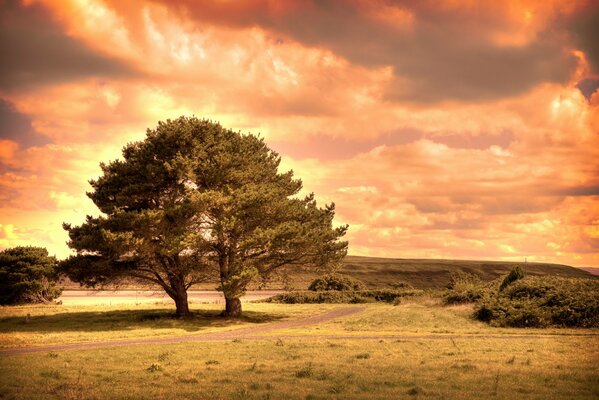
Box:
[0, 302, 334, 349]
[1, 336, 597, 399]
[0, 297, 597, 399]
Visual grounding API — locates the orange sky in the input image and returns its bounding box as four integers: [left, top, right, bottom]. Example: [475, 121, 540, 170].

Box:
[0, 0, 598, 267]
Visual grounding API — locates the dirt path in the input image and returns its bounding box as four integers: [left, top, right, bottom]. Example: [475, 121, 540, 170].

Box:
[0, 306, 366, 356]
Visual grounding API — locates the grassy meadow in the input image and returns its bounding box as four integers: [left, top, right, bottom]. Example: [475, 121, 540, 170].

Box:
[1, 294, 598, 399]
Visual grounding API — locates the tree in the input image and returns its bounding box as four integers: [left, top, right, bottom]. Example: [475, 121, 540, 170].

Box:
[62, 117, 348, 317]
[0, 246, 62, 305]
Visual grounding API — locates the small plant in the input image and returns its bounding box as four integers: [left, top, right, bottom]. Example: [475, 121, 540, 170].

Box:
[329, 385, 345, 394]
[40, 370, 62, 380]
[205, 360, 220, 365]
[355, 353, 370, 359]
[157, 351, 170, 362]
[178, 377, 198, 384]
[407, 386, 425, 396]
[146, 363, 162, 372]
[295, 363, 314, 378]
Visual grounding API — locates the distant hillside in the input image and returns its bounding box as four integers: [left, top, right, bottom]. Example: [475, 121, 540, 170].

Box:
[61, 255, 595, 291]
[275, 256, 595, 290]
[580, 267, 599, 276]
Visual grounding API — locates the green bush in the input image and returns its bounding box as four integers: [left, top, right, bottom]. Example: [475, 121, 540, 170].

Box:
[499, 265, 525, 291]
[474, 276, 599, 328]
[390, 281, 414, 290]
[264, 289, 422, 304]
[0, 246, 62, 305]
[443, 272, 495, 304]
[308, 274, 365, 291]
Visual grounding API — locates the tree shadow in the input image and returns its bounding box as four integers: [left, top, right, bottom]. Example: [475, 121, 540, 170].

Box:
[0, 308, 285, 334]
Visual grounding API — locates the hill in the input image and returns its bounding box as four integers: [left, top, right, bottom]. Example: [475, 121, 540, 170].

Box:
[580, 267, 599, 276]
[60, 256, 595, 291]
[275, 256, 595, 290]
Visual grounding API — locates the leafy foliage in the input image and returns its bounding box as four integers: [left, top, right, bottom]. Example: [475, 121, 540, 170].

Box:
[443, 272, 494, 304]
[264, 289, 422, 304]
[0, 246, 62, 305]
[499, 265, 525, 291]
[308, 274, 365, 291]
[61, 117, 347, 316]
[474, 276, 599, 328]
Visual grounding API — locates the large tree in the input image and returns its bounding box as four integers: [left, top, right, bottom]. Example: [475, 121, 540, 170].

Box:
[62, 117, 348, 317]
[0, 246, 62, 305]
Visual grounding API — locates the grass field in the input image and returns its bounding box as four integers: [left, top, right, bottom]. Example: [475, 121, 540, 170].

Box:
[1, 295, 597, 399]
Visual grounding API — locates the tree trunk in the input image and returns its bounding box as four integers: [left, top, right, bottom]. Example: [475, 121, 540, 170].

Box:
[223, 296, 242, 318]
[172, 287, 190, 317]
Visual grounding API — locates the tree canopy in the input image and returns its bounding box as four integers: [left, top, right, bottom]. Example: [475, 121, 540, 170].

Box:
[62, 117, 348, 317]
[0, 246, 62, 305]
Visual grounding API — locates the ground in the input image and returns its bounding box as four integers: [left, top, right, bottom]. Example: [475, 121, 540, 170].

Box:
[0, 293, 597, 399]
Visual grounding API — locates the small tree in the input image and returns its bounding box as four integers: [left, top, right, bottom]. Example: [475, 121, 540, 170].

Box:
[499, 265, 525, 291]
[62, 117, 348, 317]
[0, 246, 62, 304]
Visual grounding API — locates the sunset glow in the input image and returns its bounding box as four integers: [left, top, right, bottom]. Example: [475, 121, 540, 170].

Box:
[1, 0, 598, 266]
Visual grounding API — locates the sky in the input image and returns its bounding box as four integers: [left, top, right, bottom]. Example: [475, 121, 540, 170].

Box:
[0, 0, 598, 267]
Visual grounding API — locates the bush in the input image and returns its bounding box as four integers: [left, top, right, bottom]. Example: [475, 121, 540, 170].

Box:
[264, 289, 422, 304]
[0, 246, 62, 305]
[499, 265, 525, 291]
[443, 272, 495, 304]
[474, 276, 599, 328]
[308, 274, 365, 291]
[390, 281, 414, 290]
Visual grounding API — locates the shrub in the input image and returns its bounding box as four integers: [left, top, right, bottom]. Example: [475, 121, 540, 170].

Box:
[446, 271, 481, 290]
[474, 276, 599, 328]
[0, 246, 62, 305]
[499, 265, 525, 291]
[390, 281, 414, 290]
[443, 272, 495, 304]
[308, 274, 365, 291]
[264, 289, 422, 304]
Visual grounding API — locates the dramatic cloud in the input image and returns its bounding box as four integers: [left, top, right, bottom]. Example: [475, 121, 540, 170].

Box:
[0, 0, 133, 91]
[0, 99, 51, 148]
[144, 0, 581, 103]
[0, 0, 597, 267]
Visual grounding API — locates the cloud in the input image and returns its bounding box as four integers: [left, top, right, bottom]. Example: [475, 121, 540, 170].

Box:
[143, 0, 581, 103]
[564, 1, 599, 75]
[0, 0, 134, 92]
[0, 99, 51, 148]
